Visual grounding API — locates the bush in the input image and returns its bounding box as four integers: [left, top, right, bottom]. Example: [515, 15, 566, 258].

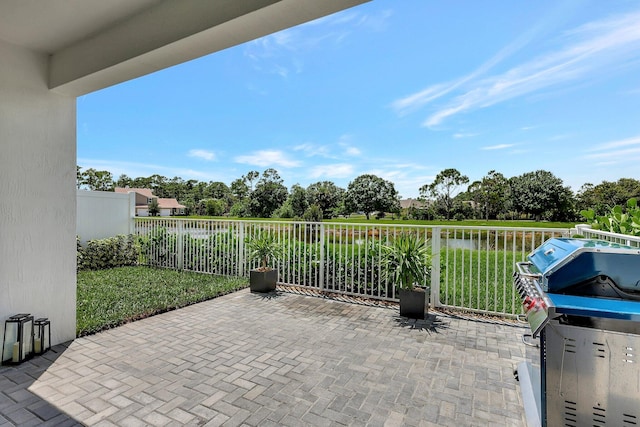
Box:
[77, 234, 140, 271]
[581, 198, 640, 237]
[303, 204, 323, 222]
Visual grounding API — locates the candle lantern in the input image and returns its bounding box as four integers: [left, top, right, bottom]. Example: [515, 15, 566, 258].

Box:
[33, 318, 51, 355]
[2, 314, 34, 365]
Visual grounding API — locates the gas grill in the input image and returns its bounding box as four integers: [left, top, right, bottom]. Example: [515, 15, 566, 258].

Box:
[513, 238, 640, 427]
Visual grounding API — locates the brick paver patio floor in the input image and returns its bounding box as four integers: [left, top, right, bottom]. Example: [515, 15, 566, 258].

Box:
[0, 289, 532, 426]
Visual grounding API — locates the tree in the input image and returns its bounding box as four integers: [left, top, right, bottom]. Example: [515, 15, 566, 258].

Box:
[576, 178, 640, 216]
[203, 198, 226, 216]
[148, 198, 160, 216]
[115, 174, 132, 189]
[345, 174, 400, 220]
[243, 171, 260, 192]
[148, 174, 166, 197]
[248, 168, 288, 218]
[77, 166, 83, 189]
[303, 204, 324, 222]
[306, 181, 345, 219]
[509, 170, 574, 221]
[419, 168, 469, 220]
[467, 170, 509, 220]
[230, 178, 250, 201]
[79, 168, 114, 191]
[206, 181, 231, 200]
[288, 184, 309, 218]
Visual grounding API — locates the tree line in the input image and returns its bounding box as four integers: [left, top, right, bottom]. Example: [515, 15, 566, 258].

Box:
[77, 166, 640, 221]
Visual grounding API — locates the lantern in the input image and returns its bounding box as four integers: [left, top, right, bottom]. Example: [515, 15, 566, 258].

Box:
[33, 318, 51, 355]
[2, 314, 34, 364]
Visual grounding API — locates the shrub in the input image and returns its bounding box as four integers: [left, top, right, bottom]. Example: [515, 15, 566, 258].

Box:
[581, 198, 640, 237]
[303, 204, 323, 222]
[77, 234, 139, 271]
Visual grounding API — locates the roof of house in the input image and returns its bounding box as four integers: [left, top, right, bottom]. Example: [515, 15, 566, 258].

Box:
[115, 187, 155, 198]
[158, 198, 186, 209]
[400, 198, 427, 209]
[116, 188, 184, 209]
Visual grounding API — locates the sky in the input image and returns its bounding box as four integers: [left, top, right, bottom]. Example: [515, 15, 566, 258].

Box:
[77, 0, 640, 199]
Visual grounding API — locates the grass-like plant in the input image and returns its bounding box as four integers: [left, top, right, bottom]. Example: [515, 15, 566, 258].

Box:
[380, 232, 431, 290]
[245, 231, 281, 271]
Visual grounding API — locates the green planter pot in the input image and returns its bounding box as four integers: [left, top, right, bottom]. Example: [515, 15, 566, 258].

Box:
[399, 288, 429, 319]
[249, 269, 277, 293]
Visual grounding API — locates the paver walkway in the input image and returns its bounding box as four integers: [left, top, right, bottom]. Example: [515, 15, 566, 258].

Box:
[0, 289, 532, 426]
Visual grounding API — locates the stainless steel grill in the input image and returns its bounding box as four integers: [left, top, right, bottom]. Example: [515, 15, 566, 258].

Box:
[513, 238, 640, 427]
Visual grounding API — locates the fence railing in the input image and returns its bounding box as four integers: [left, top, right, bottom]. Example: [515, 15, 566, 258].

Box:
[574, 224, 640, 247]
[134, 218, 571, 318]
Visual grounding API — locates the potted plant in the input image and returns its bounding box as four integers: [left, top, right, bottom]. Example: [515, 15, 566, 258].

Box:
[245, 230, 281, 293]
[381, 232, 431, 319]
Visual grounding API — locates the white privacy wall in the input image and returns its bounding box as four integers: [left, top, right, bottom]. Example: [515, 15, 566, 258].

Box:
[0, 40, 77, 348]
[77, 190, 135, 244]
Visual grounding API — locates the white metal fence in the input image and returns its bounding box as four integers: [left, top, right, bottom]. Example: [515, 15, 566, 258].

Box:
[574, 224, 640, 247]
[135, 218, 572, 318]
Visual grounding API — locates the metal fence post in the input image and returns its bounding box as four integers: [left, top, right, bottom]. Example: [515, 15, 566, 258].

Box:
[430, 226, 441, 308]
[238, 222, 245, 277]
[319, 222, 325, 293]
[177, 219, 184, 271]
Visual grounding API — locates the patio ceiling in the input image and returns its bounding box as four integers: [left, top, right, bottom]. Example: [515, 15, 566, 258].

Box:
[0, 0, 369, 96]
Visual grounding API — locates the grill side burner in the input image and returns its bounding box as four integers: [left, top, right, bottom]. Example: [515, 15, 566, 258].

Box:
[513, 238, 640, 427]
[513, 263, 554, 337]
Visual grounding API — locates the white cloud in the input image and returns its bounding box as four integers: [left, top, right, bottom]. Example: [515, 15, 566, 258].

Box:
[393, 9, 640, 127]
[482, 144, 515, 150]
[245, 9, 392, 77]
[188, 149, 215, 161]
[583, 135, 640, 164]
[344, 146, 361, 156]
[587, 135, 640, 151]
[453, 132, 479, 139]
[309, 163, 354, 179]
[293, 143, 330, 157]
[234, 150, 301, 168]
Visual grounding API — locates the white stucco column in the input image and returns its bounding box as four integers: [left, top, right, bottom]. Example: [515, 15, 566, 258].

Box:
[0, 39, 77, 348]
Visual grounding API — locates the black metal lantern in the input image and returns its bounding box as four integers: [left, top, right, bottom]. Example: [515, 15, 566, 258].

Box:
[33, 318, 51, 355]
[2, 314, 34, 365]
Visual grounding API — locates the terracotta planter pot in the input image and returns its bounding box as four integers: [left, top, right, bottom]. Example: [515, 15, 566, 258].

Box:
[399, 288, 429, 319]
[249, 269, 278, 293]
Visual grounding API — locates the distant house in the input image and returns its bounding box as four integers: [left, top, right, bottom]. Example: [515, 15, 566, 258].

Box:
[115, 187, 186, 217]
[400, 198, 427, 210]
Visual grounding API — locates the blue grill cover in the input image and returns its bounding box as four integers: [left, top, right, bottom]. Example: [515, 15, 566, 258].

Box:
[528, 238, 640, 293]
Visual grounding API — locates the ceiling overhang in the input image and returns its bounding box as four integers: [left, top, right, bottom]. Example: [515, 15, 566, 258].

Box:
[0, 0, 369, 96]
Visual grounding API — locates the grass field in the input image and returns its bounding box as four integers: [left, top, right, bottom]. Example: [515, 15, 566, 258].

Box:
[439, 248, 524, 316]
[76, 267, 246, 336]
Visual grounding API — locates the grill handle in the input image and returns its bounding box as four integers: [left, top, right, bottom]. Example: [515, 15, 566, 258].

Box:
[515, 262, 542, 280]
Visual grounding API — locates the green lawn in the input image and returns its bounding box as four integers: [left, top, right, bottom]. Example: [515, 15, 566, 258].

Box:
[76, 267, 246, 337]
[439, 248, 524, 315]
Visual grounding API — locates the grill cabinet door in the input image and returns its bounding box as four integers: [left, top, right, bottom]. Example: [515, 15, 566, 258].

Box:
[545, 320, 640, 427]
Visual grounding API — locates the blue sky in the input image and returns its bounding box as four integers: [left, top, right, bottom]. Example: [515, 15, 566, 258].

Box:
[77, 0, 640, 198]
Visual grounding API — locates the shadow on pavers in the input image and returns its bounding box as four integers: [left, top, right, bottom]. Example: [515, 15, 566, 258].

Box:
[0, 341, 81, 426]
[249, 289, 287, 300]
[394, 312, 448, 333]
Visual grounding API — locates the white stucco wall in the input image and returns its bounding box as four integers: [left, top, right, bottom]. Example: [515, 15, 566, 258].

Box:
[77, 190, 135, 244]
[0, 39, 77, 349]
